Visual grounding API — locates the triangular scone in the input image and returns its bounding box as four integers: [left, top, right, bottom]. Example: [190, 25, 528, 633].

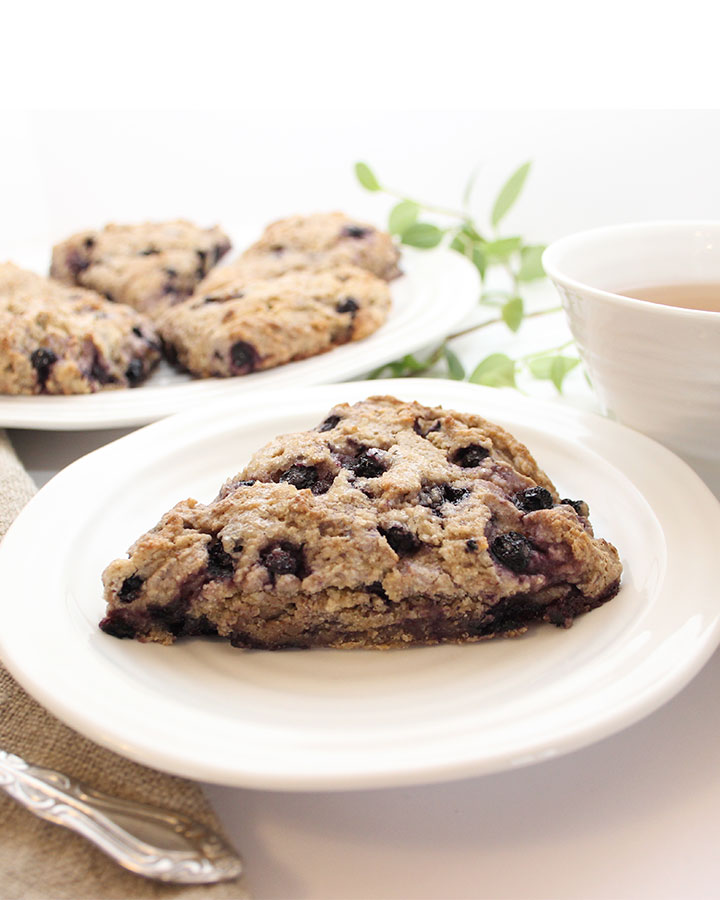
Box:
[51, 220, 231, 316]
[100, 397, 622, 649]
[237, 211, 401, 282]
[0, 263, 161, 394]
[157, 266, 391, 378]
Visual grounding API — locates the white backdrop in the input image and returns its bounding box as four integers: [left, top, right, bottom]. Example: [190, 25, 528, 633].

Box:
[2, 109, 719, 253]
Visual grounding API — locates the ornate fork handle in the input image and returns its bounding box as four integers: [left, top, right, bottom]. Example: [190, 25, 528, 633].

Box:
[0, 749, 243, 884]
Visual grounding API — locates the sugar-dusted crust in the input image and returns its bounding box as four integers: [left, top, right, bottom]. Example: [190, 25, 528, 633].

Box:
[100, 396, 622, 648]
[50, 220, 231, 316]
[157, 266, 391, 378]
[0, 263, 161, 394]
[231, 211, 401, 283]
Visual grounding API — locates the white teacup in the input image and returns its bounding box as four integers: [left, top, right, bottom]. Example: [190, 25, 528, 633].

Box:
[543, 222, 720, 475]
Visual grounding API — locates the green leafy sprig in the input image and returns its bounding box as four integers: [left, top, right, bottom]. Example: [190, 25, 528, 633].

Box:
[354, 161, 579, 392]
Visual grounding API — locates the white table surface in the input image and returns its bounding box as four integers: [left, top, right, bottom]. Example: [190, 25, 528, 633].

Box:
[8, 327, 720, 900]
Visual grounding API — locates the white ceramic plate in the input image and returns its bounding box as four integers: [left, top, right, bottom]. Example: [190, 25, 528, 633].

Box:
[1, 379, 719, 791]
[0, 248, 478, 430]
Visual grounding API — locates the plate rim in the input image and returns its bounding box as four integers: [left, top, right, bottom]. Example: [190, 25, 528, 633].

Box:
[1, 379, 720, 790]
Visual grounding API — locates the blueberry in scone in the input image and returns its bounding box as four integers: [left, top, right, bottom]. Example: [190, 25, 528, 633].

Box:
[50, 220, 231, 316]
[100, 396, 622, 649]
[235, 211, 401, 282]
[157, 266, 391, 378]
[0, 263, 161, 395]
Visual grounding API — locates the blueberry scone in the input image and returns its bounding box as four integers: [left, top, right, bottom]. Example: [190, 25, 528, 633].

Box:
[100, 396, 622, 649]
[216, 211, 401, 286]
[0, 263, 161, 395]
[50, 220, 231, 315]
[157, 266, 391, 378]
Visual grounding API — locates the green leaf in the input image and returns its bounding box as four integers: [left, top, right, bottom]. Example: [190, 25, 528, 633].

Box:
[388, 200, 419, 235]
[471, 244, 486, 278]
[517, 244, 546, 281]
[450, 224, 482, 254]
[399, 353, 426, 372]
[401, 223, 444, 249]
[527, 356, 555, 379]
[501, 296, 524, 332]
[491, 161, 531, 228]
[528, 354, 580, 393]
[355, 161, 381, 192]
[450, 226, 487, 277]
[444, 346, 465, 380]
[469, 353, 516, 388]
[484, 236, 523, 263]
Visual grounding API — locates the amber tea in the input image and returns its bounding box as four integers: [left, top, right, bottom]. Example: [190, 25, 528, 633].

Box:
[619, 282, 720, 313]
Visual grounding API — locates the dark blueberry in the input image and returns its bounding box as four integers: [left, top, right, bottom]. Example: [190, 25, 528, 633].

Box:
[342, 225, 371, 239]
[380, 525, 422, 556]
[30, 347, 58, 387]
[163, 341, 179, 365]
[336, 297, 359, 314]
[348, 448, 387, 478]
[132, 326, 143, 338]
[232, 540, 244, 553]
[418, 485, 444, 510]
[99, 614, 136, 639]
[413, 418, 442, 437]
[229, 341, 257, 374]
[443, 485, 469, 504]
[140, 247, 159, 255]
[261, 542, 305, 579]
[514, 486, 554, 513]
[419, 483, 469, 511]
[207, 538, 235, 579]
[67, 249, 90, 275]
[453, 444, 490, 467]
[89, 349, 116, 385]
[279, 464, 318, 491]
[164, 267, 178, 277]
[366, 581, 390, 602]
[466, 539, 479, 552]
[162, 283, 178, 296]
[491, 532, 534, 573]
[237, 479, 256, 487]
[318, 414, 340, 432]
[118, 574, 143, 603]
[561, 498, 590, 517]
[83, 236, 95, 250]
[125, 358, 144, 386]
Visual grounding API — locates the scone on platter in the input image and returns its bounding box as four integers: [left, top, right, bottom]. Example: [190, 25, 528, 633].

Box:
[157, 265, 392, 378]
[50, 219, 231, 315]
[0, 263, 161, 395]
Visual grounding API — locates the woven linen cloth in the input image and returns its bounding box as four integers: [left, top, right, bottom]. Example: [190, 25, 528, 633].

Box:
[0, 430, 250, 900]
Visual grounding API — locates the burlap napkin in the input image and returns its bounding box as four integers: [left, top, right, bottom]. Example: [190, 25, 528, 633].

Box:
[0, 431, 250, 900]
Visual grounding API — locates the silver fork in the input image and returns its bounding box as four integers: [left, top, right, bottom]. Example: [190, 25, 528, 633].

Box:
[0, 749, 243, 884]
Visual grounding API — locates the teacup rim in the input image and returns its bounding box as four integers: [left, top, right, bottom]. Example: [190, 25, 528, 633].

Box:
[543, 220, 720, 320]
